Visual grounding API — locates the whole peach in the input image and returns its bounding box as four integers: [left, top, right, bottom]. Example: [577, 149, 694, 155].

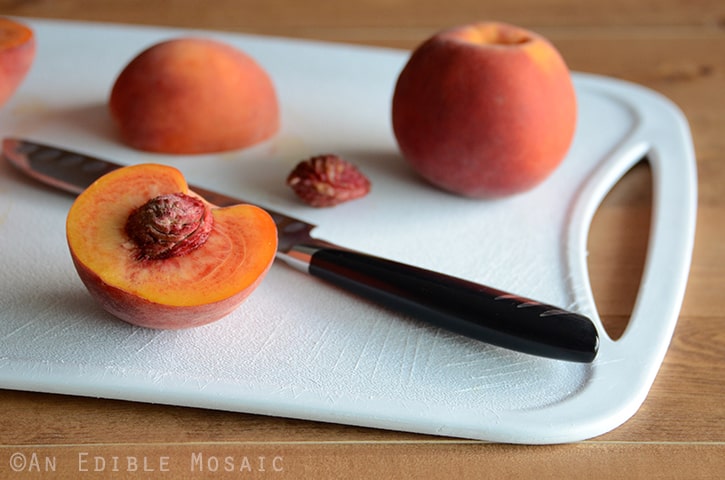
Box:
[109, 37, 279, 154]
[391, 22, 577, 198]
[0, 17, 36, 108]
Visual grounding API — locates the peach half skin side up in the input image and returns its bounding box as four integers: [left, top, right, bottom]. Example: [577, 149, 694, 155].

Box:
[0, 17, 36, 108]
[392, 22, 577, 198]
[66, 164, 278, 329]
[109, 37, 280, 154]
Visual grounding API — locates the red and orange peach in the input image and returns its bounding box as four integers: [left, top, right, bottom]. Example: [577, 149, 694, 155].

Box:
[0, 17, 36, 108]
[392, 22, 577, 198]
[109, 37, 279, 154]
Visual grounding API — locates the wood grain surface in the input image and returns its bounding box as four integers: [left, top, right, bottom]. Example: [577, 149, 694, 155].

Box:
[1, 0, 723, 478]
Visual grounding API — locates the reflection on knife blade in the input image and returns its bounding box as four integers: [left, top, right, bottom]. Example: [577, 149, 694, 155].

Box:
[3, 137, 599, 363]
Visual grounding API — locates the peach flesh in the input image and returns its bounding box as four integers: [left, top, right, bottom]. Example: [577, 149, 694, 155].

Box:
[66, 164, 278, 329]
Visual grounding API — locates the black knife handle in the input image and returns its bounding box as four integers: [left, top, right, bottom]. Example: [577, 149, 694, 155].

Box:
[285, 245, 599, 363]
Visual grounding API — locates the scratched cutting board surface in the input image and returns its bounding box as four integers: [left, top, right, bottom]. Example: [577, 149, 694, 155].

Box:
[0, 19, 697, 444]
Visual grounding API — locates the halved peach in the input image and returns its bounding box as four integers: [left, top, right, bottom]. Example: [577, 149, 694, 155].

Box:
[0, 17, 36, 108]
[109, 37, 279, 154]
[66, 164, 278, 329]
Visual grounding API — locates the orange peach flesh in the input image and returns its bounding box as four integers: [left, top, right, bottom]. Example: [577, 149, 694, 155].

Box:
[66, 165, 277, 313]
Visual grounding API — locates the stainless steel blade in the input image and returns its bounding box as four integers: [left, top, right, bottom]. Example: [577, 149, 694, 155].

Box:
[2, 137, 318, 252]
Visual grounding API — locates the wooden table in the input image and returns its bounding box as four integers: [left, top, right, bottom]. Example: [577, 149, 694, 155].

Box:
[1, 1, 723, 478]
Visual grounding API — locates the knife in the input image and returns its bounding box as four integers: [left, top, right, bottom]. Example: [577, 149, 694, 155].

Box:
[3, 137, 599, 363]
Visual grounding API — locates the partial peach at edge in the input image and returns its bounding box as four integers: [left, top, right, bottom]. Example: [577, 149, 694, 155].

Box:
[0, 17, 36, 108]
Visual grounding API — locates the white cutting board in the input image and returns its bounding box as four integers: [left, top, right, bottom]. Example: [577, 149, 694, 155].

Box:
[0, 19, 697, 444]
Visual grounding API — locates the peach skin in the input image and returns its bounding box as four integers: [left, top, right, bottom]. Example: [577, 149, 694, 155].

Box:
[0, 17, 36, 108]
[392, 22, 577, 198]
[109, 37, 279, 154]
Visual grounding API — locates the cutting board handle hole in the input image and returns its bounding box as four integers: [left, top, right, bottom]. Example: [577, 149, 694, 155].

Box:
[587, 158, 653, 340]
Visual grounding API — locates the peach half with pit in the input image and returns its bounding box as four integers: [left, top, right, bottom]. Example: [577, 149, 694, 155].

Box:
[66, 164, 278, 329]
[109, 37, 279, 154]
[0, 17, 36, 108]
[391, 22, 577, 198]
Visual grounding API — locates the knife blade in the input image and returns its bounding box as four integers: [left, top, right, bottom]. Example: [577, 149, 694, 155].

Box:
[3, 137, 599, 363]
